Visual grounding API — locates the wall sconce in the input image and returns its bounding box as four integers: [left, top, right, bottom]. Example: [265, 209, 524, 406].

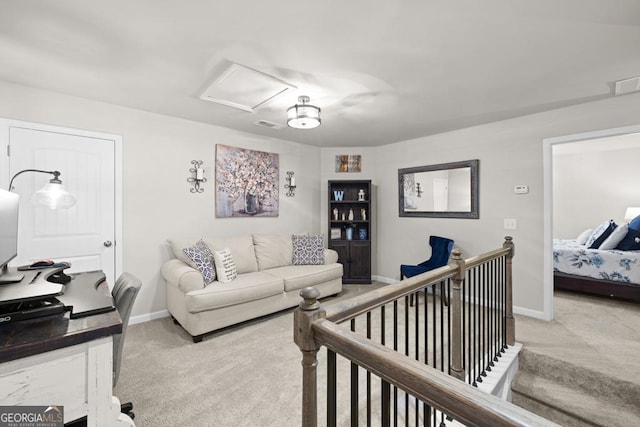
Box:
[284, 171, 296, 197]
[416, 182, 423, 198]
[9, 169, 76, 209]
[187, 160, 206, 193]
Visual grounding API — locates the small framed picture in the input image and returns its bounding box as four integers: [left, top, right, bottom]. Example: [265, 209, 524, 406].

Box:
[330, 228, 341, 240]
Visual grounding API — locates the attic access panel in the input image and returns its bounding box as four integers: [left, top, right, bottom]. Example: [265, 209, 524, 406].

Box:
[199, 63, 296, 113]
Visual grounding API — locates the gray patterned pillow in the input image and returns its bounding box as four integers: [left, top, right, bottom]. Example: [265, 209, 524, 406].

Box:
[292, 234, 325, 265]
[183, 239, 216, 285]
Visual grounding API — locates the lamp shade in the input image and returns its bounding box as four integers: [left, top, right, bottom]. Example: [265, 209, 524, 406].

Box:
[287, 96, 321, 129]
[31, 180, 76, 209]
[624, 207, 640, 221]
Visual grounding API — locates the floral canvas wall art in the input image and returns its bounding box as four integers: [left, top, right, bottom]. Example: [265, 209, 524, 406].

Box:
[215, 144, 279, 217]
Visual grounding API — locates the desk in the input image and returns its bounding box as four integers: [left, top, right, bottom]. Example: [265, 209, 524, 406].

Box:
[0, 274, 135, 426]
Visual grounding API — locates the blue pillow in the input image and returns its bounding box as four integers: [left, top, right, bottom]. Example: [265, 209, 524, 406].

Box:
[616, 228, 640, 251]
[629, 215, 640, 231]
[586, 220, 616, 249]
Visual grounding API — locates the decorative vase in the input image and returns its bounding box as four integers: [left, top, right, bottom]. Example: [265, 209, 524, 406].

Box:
[348, 208, 354, 221]
[244, 191, 258, 214]
[346, 227, 354, 240]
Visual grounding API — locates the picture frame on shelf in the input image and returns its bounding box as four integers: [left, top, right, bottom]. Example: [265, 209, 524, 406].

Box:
[330, 227, 342, 240]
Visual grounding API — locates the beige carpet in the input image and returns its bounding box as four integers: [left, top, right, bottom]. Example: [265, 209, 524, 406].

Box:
[114, 286, 639, 426]
[113, 284, 383, 427]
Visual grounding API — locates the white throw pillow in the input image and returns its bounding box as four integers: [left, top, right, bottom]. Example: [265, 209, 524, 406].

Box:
[213, 248, 237, 282]
[575, 229, 592, 245]
[599, 223, 628, 250]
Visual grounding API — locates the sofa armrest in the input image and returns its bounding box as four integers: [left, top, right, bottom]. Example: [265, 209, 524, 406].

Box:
[324, 248, 339, 264]
[161, 259, 205, 293]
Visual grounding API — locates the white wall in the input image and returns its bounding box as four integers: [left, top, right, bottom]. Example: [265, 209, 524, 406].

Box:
[553, 139, 640, 239]
[0, 81, 322, 319]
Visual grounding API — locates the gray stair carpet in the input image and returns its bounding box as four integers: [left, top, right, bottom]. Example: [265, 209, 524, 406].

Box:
[512, 291, 640, 427]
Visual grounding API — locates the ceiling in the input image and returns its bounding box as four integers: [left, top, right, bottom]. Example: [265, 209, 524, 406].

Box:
[1, 0, 639, 147]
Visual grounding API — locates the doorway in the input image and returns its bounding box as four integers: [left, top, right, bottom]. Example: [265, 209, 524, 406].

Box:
[0, 119, 122, 286]
[543, 124, 640, 320]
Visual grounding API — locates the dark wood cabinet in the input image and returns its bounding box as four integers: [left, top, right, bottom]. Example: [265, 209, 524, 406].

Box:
[328, 180, 371, 284]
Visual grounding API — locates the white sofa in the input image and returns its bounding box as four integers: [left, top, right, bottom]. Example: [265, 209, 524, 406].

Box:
[161, 233, 343, 342]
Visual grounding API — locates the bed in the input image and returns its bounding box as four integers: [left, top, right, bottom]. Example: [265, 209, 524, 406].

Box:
[553, 238, 640, 302]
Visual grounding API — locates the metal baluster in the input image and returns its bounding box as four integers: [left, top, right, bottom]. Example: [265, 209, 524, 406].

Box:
[501, 255, 507, 352]
[404, 295, 409, 427]
[481, 263, 487, 379]
[487, 261, 495, 371]
[367, 311, 372, 427]
[469, 268, 478, 387]
[424, 287, 431, 427]
[393, 300, 398, 427]
[381, 305, 391, 427]
[414, 288, 420, 426]
[328, 349, 337, 427]
[351, 318, 358, 427]
[493, 259, 501, 362]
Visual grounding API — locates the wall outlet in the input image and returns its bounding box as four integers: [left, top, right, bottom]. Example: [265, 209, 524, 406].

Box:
[514, 185, 529, 194]
[504, 219, 517, 230]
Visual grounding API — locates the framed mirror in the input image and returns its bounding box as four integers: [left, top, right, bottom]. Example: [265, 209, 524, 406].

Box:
[398, 159, 479, 219]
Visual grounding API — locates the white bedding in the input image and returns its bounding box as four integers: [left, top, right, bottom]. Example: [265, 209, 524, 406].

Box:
[553, 239, 640, 284]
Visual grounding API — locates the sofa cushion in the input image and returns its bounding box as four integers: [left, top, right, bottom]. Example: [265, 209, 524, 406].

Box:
[292, 234, 325, 265]
[204, 235, 258, 274]
[184, 272, 284, 313]
[183, 239, 216, 285]
[252, 233, 293, 270]
[266, 263, 343, 292]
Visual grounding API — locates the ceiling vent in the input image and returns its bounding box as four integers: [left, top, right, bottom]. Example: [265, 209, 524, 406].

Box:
[614, 76, 640, 96]
[199, 63, 296, 112]
[255, 120, 284, 130]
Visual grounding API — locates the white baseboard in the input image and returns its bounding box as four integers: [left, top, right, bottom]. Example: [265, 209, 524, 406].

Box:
[513, 305, 545, 320]
[372, 275, 397, 284]
[129, 309, 170, 326]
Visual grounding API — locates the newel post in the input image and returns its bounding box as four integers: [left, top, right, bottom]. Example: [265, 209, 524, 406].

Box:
[503, 236, 516, 346]
[293, 287, 326, 427]
[450, 248, 465, 381]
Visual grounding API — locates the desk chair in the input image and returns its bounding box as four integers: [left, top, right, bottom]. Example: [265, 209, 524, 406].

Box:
[400, 236, 454, 306]
[112, 272, 142, 420]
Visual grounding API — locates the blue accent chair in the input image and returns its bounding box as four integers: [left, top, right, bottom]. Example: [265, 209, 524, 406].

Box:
[400, 236, 454, 306]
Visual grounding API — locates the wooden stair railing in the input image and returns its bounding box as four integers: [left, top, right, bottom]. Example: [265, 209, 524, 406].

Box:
[294, 237, 557, 426]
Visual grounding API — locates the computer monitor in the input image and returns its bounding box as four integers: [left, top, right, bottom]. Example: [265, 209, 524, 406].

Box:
[0, 189, 24, 284]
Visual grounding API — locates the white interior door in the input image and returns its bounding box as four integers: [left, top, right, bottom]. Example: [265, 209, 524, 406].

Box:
[3, 122, 119, 285]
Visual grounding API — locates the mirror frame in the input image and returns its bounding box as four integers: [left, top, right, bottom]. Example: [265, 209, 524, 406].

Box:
[398, 159, 479, 219]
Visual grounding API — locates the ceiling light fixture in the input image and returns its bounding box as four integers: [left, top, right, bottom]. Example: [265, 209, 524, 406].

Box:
[287, 96, 321, 129]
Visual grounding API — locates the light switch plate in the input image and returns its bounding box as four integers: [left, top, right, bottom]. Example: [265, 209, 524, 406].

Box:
[504, 219, 517, 230]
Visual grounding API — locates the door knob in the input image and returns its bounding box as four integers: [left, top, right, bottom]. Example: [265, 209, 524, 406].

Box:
[103, 241, 113, 247]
